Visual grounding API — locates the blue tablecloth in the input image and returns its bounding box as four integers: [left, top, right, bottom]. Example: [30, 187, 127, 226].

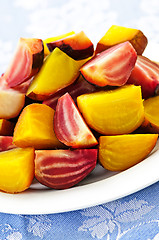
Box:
[0, 0, 159, 239]
[1, 182, 159, 239]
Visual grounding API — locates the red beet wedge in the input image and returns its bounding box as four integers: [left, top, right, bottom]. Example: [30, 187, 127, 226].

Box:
[127, 56, 159, 99]
[35, 149, 97, 189]
[47, 31, 94, 60]
[3, 38, 44, 88]
[54, 92, 98, 148]
[0, 136, 16, 151]
[80, 41, 137, 87]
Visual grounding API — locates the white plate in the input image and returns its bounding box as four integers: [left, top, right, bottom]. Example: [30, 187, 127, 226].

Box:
[0, 42, 159, 215]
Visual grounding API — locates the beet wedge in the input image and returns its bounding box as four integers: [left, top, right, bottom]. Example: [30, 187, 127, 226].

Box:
[77, 85, 144, 135]
[95, 25, 148, 55]
[47, 31, 94, 60]
[0, 136, 16, 151]
[80, 41, 137, 87]
[0, 119, 14, 136]
[35, 149, 97, 189]
[3, 38, 44, 88]
[0, 147, 35, 193]
[54, 92, 98, 148]
[43, 31, 75, 56]
[127, 56, 159, 99]
[99, 134, 158, 171]
[0, 88, 25, 119]
[26, 48, 88, 101]
[141, 95, 159, 133]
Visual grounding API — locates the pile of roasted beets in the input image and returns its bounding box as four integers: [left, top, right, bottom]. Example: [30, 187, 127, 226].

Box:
[0, 25, 159, 193]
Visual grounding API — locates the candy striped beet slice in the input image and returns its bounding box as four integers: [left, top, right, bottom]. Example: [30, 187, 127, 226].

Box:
[35, 149, 97, 189]
[54, 93, 98, 148]
[3, 38, 44, 88]
[127, 56, 159, 99]
[80, 41, 137, 87]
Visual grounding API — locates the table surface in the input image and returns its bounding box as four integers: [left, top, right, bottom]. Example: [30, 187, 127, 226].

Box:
[0, 0, 159, 239]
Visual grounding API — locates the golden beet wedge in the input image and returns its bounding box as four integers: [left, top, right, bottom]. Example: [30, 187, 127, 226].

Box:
[95, 25, 147, 55]
[27, 47, 87, 101]
[77, 85, 144, 135]
[141, 95, 159, 133]
[43, 31, 75, 56]
[13, 103, 62, 149]
[0, 147, 35, 193]
[99, 134, 158, 171]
